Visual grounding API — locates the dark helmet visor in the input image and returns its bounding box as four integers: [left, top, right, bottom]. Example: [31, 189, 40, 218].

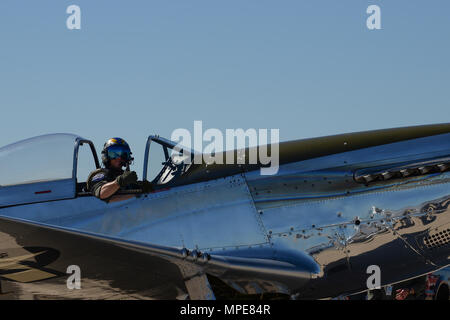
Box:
[107, 144, 131, 161]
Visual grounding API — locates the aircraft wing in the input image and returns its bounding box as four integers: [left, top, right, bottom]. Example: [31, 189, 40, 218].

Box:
[0, 216, 311, 300]
[0, 215, 192, 299]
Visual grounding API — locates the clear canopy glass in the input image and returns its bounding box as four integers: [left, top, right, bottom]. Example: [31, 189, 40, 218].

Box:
[0, 134, 79, 186]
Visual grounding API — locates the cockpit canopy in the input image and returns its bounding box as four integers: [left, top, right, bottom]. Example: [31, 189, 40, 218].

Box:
[0, 133, 200, 208]
[1, 134, 78, 186]
[0, 132, 202, 208]
[0, 134, 99, 207]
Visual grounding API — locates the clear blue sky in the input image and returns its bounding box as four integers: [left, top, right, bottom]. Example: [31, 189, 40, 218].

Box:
[1, 1, 449, 175]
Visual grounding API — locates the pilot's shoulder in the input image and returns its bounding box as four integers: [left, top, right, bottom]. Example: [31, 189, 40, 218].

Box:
[86, 168, 109, 190]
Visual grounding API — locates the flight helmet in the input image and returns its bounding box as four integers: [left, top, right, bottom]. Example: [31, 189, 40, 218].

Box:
[101, 137, 133, 168]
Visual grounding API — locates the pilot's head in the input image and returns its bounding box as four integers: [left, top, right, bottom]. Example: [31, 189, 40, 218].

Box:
[101, 138, 133, 169]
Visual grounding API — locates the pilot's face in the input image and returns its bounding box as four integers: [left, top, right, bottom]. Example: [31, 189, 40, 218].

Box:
[110, 157, 123, 169]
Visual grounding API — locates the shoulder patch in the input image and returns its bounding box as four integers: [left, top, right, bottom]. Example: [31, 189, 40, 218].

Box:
[92, 173, 106, 183]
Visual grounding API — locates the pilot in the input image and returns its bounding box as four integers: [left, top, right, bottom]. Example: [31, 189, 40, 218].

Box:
[87, 138, 152, 203]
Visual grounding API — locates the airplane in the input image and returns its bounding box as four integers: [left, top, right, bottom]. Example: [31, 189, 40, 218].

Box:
[0, 123, 449, 300]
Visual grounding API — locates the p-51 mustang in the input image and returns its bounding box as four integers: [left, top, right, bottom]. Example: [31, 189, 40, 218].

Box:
[0, 123, 449, 299]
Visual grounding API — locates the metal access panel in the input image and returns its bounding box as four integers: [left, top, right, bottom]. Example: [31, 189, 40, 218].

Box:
[103, 174, 269, 251]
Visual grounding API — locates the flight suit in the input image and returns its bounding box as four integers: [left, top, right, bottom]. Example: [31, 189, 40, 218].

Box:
[87, 167, 126, 202]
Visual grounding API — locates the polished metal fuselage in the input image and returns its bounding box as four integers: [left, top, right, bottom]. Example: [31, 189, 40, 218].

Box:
[1, 133, 450, 299]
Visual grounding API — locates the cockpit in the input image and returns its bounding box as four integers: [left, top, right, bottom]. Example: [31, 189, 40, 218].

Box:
[0, 133, 197, 208]
[143, 135, 195, 186]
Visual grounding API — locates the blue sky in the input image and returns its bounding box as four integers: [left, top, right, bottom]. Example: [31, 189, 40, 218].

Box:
[0, 1, 449, 175]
